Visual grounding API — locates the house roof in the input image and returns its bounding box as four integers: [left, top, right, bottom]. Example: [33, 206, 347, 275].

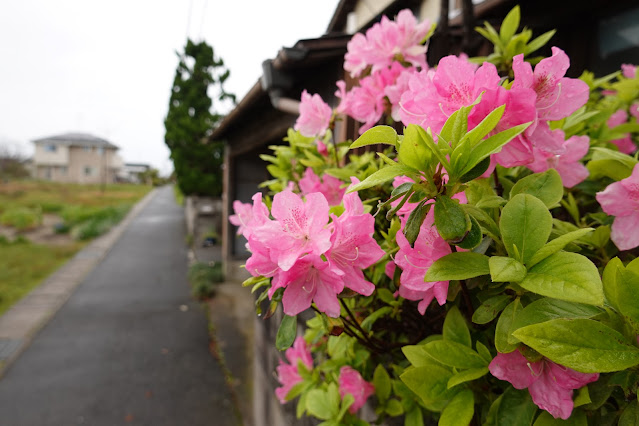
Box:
[33, 132, 119, 150]
[207, 34, 350, 155]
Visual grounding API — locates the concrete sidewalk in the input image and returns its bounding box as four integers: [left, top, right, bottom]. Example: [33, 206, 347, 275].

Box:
[0, 185, 239, 425]
[0, 187, 157, 374]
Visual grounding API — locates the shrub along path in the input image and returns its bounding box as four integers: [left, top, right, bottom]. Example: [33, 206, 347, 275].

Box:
[0, 186, 237, 425]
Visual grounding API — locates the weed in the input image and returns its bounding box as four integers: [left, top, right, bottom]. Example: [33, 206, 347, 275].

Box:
[188, 262, 224, 300]
[0, 207, 41, 230]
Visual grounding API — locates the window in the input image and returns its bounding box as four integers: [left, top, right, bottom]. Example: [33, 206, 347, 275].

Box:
[83, 146, 92, 152]
[84, 166, 94, 176]
[44, 144, 57, 152]
[97, 147, 104, 155]
[58, 166, 67, 175]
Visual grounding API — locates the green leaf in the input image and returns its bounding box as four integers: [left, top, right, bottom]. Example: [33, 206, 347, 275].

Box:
[447, 367, 489, 389]
[527, 228, 594, 268]
[509, 169, 564, 208]
[496, 387, 538, 426]
[519, 252, 604, 306]
[602, 257, 624, 310]
[619, 400, 639, 426]
[617, 268, 639, 324]
[404, 200, 431, 246]
[361, 306, 393, 332]
[386, 399, 404, 416]
[459, 156, 491, 183]
[439, 389, 474, 426]
[495, 299, 522, 353]
[489, 256, 527, 282]
[524, 30, 556, 55]
[399, 124, 432, 171]
[477, 341, 493, 363]
[423, 340, 488, 369]
[374, 365, 391, 402]
[443, 306, 472, 347]
[404, 407, 424, 426]
[403, 344, 433, 367]
[499, 5, 520, 43]
[434, 195, 471, 243]
[276, 315, 297, 351]
[456, 215, 483, 249]
[425, 252, 490, 282]
[306, 388, 337, 420]
[500, 194, 552, 264]
[466, 105, 505, 147]
[472, 295, 512, 324]
[400, 365, 457, 410]
[573, 386, 591, 408]
[461, 122, 530, 176]
[416, 126, 451, 169]
[347, 164, 415, 193]
[350, 125, 398, 148]
[510, 298, 602, 336]
[513, 318, 639, 373]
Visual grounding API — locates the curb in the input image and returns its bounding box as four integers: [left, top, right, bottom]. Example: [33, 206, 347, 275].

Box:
[0, 188, 159, 378]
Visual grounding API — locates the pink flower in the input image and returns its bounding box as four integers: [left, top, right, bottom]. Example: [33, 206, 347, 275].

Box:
[512, 48, 589, 122]
[395, 209, 452, 314]
[338, 366, 375, 413]
[229, 201, 251, 236]
[252, 190, 332, 271]
[385, 66, 419, 121]
[229, 193, 270, 239]
[527, 133, 590, 187]
[294, 90, 332, 138]
[489, 350, 599, 420]
[399, 55, 500, 134]
[275, 337, 313, 404]
[325, 190, 385, 296]
[596, 164, 639, 251]
[630, 103, 639, 121]
[298, 168, 346, 206]
[607, 110, 636, 154]
[273, 255, 344, 317]
[622, 64, 637, 79]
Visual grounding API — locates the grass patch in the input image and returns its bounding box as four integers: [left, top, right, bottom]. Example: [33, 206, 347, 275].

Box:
[188, 262, 224, 300]
[1, 207, 42, 230]
[0, 239, 84, 315]
[173, 184, 185, 206]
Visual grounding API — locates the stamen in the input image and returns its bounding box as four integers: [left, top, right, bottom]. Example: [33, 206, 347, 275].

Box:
[527, 362, 542, 377]
[255, 266, 279, 276]
[537, 82, 563, 110]
[342, 247, 360, 262]
[403, 254, 429, 270]
[438, 102, 451, 118]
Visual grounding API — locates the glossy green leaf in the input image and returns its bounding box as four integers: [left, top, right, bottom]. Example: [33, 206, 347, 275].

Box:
[425, 252, 490, 282]
[603, 257, 624, 310]
[527, 228, 594, 268]
[525, 30, 556, 55]
[495, 299, 522, 353]
[443, 305, 471, 347]
[447, 367, 489, 389]
[472, 295, 512, 324]
[456, 215, 483, 249]
[510, 169, 564, 208]
[374, 365, 391, 402]
[534, 409, 587, 425]
[439, 389, 474, 426]
[619, 400, 639, 426]
[276, 315, 297, 351]
[510, 298, 602, 336]
[400, 365, 457, 410]
[347, 164, 415, 193]
[434, 195, 471, 243]
[513, 318, 639, 373]
[495, 387, 538, 426]
[459, 156, 491, 183]
[385, 399, 404, 416]
[404, 200, 431, 246]
[499, 5, 520, 43]
[399, 124, 431, 171]
[306, 388, 337, 420]
[500, 194, 552, 264]
[489, 256, 527, 283]
[402, 344, 432, 367]
[461, 122, 530, 176]
[520, 252, 604, 306]
[423, 340, 488, 369]
[467, 105, 506, 147]
[617, 268, 639, 323]
[416, 126, 451, 170]
[350, 125, 398, 148]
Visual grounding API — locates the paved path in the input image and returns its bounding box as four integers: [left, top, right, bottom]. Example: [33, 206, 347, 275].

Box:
[0, 186, 237, 426]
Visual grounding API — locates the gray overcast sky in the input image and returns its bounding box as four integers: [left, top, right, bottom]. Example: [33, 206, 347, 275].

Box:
[0, 0, 340, 175]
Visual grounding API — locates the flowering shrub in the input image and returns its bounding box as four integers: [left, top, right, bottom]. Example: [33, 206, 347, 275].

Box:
[232, 6, 639, 425]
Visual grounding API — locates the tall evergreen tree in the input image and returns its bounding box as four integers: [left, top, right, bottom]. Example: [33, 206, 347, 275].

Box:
[164, 39, 235, 196]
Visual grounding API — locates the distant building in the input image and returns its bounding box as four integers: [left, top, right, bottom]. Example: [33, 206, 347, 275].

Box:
[120, 163, 151, 184]
[32, 133, 123, 184]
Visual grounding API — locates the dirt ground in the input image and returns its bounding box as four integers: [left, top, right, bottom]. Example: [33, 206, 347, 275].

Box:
[0, 214, 74, 246]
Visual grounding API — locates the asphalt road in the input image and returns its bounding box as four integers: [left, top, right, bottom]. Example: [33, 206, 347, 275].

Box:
[0, 186, 237, 426]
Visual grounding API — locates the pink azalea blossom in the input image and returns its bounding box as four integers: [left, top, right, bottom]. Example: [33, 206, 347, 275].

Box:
[294, 90, 333, 138]
[272, 255, 344, 317]
[622, 64, 638, 79]
[395, 209, 452, 314]
[252, 190, 331, 271]
[385, 66, 419, 121]
[630, 103, 639, 121]
[338, 366, 375, 413]
[325, 189, 385, 296]
[344, 33, 371, 78]
[596, 164, 639, 250]
[399, 55, 500, 134]
[512, 48, 589, 122]
[489, 350, 599, 419]
[229, 201, 251, 237]
[275, 336, 313, 404]
[607, 110, 636, 154]
[298, 168, 346, 206]
[229, 193, 270, 239]
[527, 133, 590, 187]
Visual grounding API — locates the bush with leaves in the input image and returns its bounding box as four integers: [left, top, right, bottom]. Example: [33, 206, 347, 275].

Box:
[232, 7, 639, 425]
